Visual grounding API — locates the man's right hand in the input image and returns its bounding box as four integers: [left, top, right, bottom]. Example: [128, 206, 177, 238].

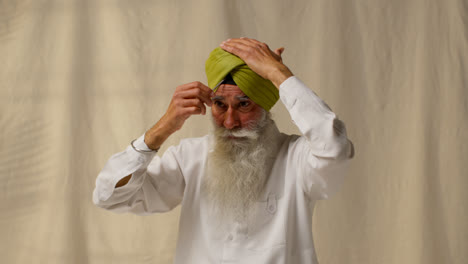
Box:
[144, 81, 213, 150]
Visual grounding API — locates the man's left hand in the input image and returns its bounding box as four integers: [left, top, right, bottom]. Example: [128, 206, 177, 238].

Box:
[220, 38, 294, 88]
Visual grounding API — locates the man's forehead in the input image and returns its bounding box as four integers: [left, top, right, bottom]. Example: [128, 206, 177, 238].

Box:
[214, 84, 247, 97]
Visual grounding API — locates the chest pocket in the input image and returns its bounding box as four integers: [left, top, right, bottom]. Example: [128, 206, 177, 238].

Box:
[241, 194, 286, 251]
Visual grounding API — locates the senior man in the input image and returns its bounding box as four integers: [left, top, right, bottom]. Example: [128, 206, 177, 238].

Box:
[93, 38, 354, 264]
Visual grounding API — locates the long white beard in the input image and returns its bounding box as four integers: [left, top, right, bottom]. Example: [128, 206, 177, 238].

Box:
[202, 111, 279, 224]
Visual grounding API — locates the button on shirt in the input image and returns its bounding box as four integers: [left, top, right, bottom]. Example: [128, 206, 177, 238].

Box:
[93, 76, 354, 264]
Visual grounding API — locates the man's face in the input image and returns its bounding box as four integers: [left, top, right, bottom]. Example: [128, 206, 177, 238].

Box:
[211, 84, 264, 131]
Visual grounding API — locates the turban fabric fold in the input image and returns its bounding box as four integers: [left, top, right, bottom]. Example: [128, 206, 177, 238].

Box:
[205, 47, 279, 111]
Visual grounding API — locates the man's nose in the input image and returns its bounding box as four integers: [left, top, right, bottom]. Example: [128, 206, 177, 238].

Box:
[223, 107, 240, 130]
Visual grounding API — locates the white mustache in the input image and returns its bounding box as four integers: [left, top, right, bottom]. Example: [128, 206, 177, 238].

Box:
[222, 128, 259, 139]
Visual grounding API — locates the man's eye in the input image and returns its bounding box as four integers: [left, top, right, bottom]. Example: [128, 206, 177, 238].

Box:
[239, 101, 250, 108]
[214, 101, 225, 108]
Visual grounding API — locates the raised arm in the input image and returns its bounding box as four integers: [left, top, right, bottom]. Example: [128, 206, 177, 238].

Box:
[114, 81, 213, 188]
[93, 81, 213, 214]
[144, 81, 213, 150]
[220, 38, 293, 89]
[221, 38, 354, 199]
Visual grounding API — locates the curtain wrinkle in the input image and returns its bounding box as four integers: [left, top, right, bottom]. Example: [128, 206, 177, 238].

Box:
[0, 0, 467, 263]
[66, 0, 95, 263]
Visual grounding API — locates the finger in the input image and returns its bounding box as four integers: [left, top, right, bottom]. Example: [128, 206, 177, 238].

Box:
[201, 92, 213, 107]
[225, 39, 272, 58]
[224, 38, 268, 52]
[178, 88, 212, 106]
[193, 81, 213, 94]
[177, 81, 211, 94]
[176, 82, 213, 104]
[274, 47, 284, 56]
[274, 47, 284, 62]
[241, 38, 265, 47]
[197, 82, 215, 103]
[180, 98, 203, 108]
[235, 37, 263, 45]
[191, 82, 214, 104]
[183, 106, 203, 117]
[236, 38, 270, 50]
[181, 98, 207, 115]
[226, 38, 258, 47]
[220, 41, 253, 58]
[191, 84, 214, 106]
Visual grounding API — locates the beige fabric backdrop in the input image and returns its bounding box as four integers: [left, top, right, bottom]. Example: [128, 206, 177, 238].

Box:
[1, 0, 467, 263]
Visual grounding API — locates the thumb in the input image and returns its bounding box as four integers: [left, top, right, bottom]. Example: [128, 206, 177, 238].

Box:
[274, 47, 285, 56]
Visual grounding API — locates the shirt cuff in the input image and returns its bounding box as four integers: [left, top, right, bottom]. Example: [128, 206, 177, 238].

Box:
[132, 134, 155, 152]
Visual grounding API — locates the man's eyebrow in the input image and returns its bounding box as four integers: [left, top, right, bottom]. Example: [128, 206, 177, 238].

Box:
[211, 96, 224, 101]
[235, 95, 250, 101]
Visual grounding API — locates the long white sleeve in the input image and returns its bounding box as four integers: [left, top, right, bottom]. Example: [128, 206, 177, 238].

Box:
[92, 135, 185, 215]
[279, 76, 354, 200]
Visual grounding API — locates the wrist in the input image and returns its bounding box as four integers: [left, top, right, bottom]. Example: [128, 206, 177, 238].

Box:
[132, 137, 159, 153]
[269, 64, 293, 88]
[144, 118, 174, 150]
[144, 132, 165, 151]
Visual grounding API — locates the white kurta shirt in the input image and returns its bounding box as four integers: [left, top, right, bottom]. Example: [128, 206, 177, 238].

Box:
[93, 76, 354, 264]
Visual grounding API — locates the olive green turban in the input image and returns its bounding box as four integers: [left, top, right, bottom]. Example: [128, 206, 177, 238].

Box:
[205, 47, 279, 111]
